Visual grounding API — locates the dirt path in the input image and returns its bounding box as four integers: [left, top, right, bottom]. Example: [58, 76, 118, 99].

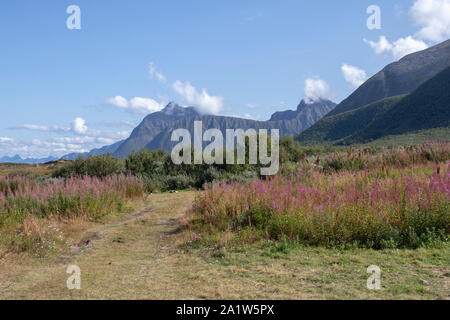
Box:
[0, 192, 198, 299]
[0, 191, 448, 300]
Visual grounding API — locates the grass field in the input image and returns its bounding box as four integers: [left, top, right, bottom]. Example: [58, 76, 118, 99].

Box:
[0, 192, 448, 300]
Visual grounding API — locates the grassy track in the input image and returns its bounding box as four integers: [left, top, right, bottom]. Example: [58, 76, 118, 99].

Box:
[0, 191, 448, 299]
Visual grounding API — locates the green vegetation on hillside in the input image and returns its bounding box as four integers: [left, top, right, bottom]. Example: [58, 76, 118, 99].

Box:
[297, 67, 450, 146]
[346, 67, 450, 143]
[297, 96, 404, 145]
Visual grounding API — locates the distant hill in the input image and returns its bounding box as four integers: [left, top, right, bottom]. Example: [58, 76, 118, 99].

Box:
[62, 140, 124, 160]
[327, 39, 450, 117]
[0, 155, 59, 164]
[112, 100, 335, 158]
[297, 66, 450, 145]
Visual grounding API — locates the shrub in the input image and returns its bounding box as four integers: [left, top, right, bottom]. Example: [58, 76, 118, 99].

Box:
[53, 154, 124, 178]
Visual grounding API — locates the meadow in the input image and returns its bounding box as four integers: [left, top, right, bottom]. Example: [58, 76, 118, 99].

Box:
[189, 142, 449, 249]
[0, 173, 145, 253]
[0, 142, 448, 299]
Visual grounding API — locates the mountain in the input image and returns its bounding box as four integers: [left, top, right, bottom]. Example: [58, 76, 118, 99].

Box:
[296, 95, 404, 144]
[112, 100, 336, 158]
[297, 66, 450, 145]
[344, 66, 450, 143]
[327, 39, 450, 117]
[0, 155, 59, 164]
[62, 140, 124, 160]
[270, 99, 336, 122]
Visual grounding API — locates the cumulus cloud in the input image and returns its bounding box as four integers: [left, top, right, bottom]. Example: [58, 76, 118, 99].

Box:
[364, 35, 428, 60]
[72, 117, 88, 135]
[304, 78, 331, 103]
[149, 62, 167, 83]
[411, 0, 450, 42]
[363, 36, 393, 54]
[341, 64, 367, 88]
[129, 97, 164, 114]
[107, 96, 128, 108]
[107, 96, 164, 114]
[173, 80, 224, 115]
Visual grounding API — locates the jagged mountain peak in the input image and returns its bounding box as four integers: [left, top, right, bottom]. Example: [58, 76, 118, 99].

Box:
[269, 99, 336, 121]
[297, 98, 334, 112]
[147, 102, 199, 120]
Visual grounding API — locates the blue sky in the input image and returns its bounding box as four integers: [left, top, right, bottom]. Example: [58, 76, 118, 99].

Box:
[0, 0, 448, 158]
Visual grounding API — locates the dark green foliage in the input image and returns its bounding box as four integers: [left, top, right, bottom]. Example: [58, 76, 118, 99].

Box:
[297, 96, 404, 145]
[52, 154, 124, 178]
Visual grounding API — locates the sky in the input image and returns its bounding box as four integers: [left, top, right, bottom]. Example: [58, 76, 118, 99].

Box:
[0, 0, 449, 158]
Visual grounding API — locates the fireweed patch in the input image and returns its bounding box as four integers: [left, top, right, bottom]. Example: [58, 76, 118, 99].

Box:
[189, 159, 449, 249]
[0, 174, 145, 252]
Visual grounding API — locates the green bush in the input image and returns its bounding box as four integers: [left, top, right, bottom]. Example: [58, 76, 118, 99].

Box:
[52, 154, 124, 178]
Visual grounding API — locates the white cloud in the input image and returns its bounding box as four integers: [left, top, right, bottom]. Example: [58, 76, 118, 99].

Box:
[107, 96, 128, 108]
[391, 36, 429, 59]
[0, 131, 130, 158]
[0, 137, 14, 143]
[149, 62, 167, 83]
[173, 80, 224, 115]
[304, 78, 331, 103]
[411, 0, 450, 42]
[12, 124, 71, 132]
[72, 117, 88, 135]
[129, 97, 164, 114]
[107, 96, 164, 114]
[363, 36, 393, 55]
[363, 0, 450, 60]
[364, 35, 428, 60]
[341, 64, 367, 88]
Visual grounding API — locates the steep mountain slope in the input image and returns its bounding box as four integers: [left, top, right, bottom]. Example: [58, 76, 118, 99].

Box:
[296, 95, 404, 144]
[344, 66, 450, 143]
[297, 66, 450, 145]
[112, 100, 335, 157]
[113, 103, 200, 157]
[327, 39, 450, 117]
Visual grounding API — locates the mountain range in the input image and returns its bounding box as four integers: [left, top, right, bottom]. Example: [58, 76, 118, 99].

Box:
[3, 39, 449, 164]
[112, 99, 336, 158]
[0, 155, 59, 164]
